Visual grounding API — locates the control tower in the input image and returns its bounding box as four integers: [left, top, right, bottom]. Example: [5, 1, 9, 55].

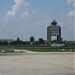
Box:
[47, 20, 61, 45]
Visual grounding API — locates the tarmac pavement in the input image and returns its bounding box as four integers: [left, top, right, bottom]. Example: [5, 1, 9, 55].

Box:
[0, 52, 75, 75]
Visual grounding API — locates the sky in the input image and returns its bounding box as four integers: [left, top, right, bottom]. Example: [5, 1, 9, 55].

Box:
[0, 0, 74, 41]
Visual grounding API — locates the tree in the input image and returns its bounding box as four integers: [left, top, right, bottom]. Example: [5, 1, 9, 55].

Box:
[17, 37, 20, 42]
[39, 38, 44, 44]
[4, 40, 8, 45]
[30, 36, 35, 42]
[16, 37, 21, 45]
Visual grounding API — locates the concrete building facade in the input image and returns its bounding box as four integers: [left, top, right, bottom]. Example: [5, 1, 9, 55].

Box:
[47, 20, 61, 45]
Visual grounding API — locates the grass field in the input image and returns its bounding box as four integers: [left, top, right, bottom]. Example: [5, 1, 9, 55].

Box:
[0, 44, 75, 52]
[24, 48, 58, 52]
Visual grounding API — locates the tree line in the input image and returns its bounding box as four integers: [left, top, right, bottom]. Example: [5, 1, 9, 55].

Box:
[0, 37, 45, 45]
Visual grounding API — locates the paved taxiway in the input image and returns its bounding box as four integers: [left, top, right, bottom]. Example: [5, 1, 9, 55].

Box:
[0, 52, 75, 75]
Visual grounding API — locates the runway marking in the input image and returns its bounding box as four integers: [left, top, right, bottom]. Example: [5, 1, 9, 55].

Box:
[11, 58, 74, 70]
[12, 58, 33, 63]
[48, 62, 74, 70]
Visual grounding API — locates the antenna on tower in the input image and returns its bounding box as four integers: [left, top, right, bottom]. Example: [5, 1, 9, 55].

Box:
[51, 19, 57, 26]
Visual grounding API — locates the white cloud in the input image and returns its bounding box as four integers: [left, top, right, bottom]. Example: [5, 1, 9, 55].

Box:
[7, 0, 35, 18]
[67, 0, 75, 6]
[0, 0, 51, 40]
[67, 0, 75, 17]
[68, 10, 75, 16]
[59, 0, 74, 40]
[67, 0, 74, 40]
[0, 0, 74, 41]
[14, 0, 24, 3]
[59, 14, 74, 41]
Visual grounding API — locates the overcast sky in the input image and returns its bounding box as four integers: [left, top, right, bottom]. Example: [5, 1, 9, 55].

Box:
[0, 0, 74, 41]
